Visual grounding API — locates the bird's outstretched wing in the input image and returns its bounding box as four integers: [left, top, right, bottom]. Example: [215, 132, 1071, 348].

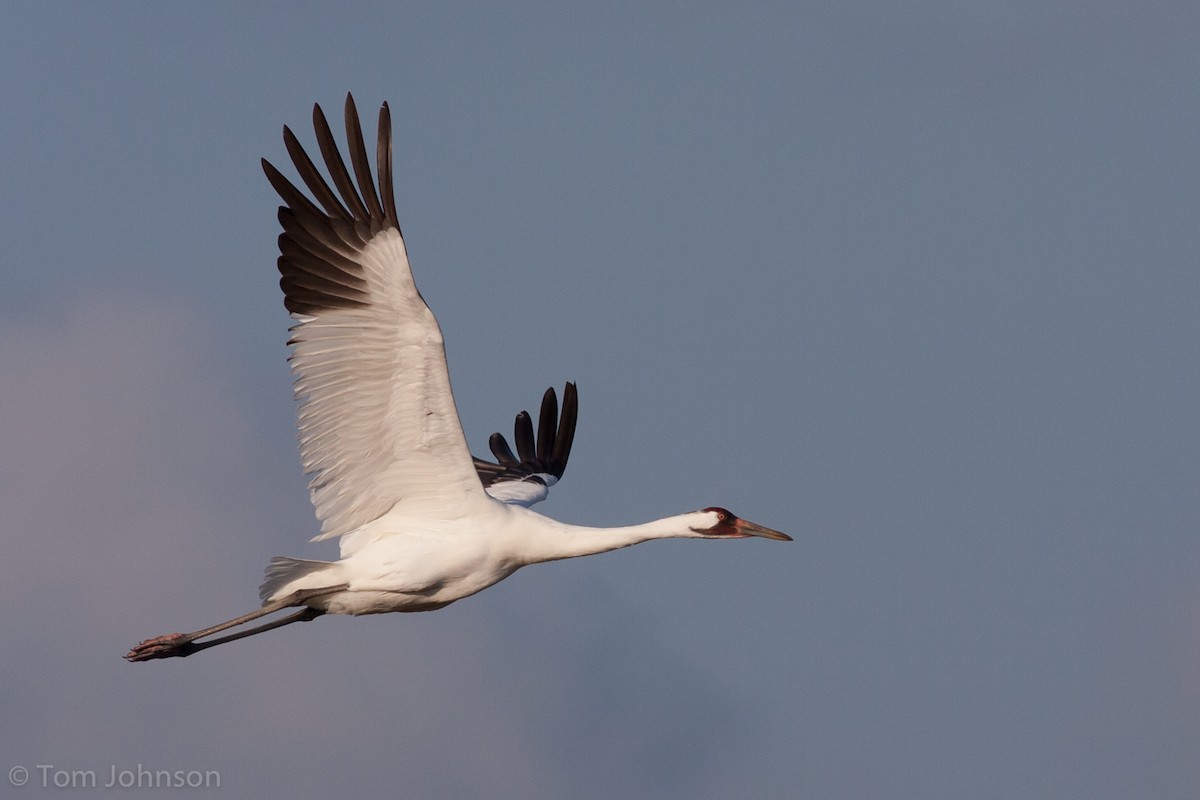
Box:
[475, 383, 578, 507]
[262, 94, 485, 540]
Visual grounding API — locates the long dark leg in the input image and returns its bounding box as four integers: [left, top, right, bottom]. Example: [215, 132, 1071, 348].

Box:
[124, 585, 349, 662]
[127, 607, 323, 661]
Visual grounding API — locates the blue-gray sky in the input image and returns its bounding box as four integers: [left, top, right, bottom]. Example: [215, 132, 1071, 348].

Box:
[2, 2, 1197, 797]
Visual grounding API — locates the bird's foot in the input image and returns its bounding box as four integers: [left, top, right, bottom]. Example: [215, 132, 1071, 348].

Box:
[124, 633, 197, 662]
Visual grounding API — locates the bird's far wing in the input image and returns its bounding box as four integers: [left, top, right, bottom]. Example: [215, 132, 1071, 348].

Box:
[263, 94, 485, 540]
[474, 383, 578, 507]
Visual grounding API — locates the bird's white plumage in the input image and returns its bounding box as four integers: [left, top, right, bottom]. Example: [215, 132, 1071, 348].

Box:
[289, 228, 486, 540]
[482, 474, 557, 507]
[122, 94, 789, 664]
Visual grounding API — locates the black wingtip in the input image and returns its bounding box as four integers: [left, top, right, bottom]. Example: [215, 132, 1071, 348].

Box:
[473, 383, 580, 489]
[536, 387, 559, 462]
[343, 94, 385, 225]
[513, 411, 535, 463]
[267, 96, 404, 317]
[488, 431, 518, 465]
[553, 382, 578, 476]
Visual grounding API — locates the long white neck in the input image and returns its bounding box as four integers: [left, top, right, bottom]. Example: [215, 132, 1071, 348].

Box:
[510, 509, 707, 565]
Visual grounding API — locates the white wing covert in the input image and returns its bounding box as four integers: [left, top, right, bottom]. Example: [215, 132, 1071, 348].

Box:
[262, 95, 484, 540]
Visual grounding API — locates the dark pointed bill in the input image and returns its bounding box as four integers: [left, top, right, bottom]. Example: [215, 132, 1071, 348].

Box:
[735, 517, 793, 541]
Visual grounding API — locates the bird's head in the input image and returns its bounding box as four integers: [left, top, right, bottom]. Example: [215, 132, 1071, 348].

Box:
[688, 507, 792, 541]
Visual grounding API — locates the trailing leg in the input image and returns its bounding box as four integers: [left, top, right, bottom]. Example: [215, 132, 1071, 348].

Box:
[124, 585, 348, 662]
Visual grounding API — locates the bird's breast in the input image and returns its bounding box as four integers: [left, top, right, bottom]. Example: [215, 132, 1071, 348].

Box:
[328, 528, 521, 615]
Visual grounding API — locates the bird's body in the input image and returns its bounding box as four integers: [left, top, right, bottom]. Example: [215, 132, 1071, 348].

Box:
[126, 95, 789, 663]
[266, 505, 754, 616]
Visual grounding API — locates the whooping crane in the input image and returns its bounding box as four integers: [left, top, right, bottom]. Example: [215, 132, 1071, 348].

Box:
[126, 95, 789, 662]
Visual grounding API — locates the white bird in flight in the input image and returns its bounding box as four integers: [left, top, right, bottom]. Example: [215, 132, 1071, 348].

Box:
[126, 94, 790, 662]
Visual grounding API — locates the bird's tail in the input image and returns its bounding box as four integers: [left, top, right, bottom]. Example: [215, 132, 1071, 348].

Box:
[258, 556, 340, 604]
